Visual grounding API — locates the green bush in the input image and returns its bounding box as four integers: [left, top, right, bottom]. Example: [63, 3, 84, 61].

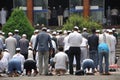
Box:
[2, 8, 34, 40]
[63, 14, 103, 32]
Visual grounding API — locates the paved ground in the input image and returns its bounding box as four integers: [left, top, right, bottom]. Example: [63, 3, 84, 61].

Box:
[0, 71, 120, 80]
[1, 53, 120, 80]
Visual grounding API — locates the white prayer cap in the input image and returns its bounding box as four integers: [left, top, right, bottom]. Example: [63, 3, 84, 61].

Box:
[36, 23, 39, 26]
[64, 30, 67, 34]
[14, 29, 19, 32]
[96, 30, 100, 33]
[42, 27, 47, 30]
[67, 30, 71, 33]
[112, 28, 115, 31]
[74, 26, 79, 30]
[47, 29, 51, 32]
[52, 31, 57, 35]
[109, 30, 113, 33]
[22, 34, 27, 37]
[34, 29, 39, 33]
[28, 46, 32, 49]
[8, 32, 13, 35]
[2, 32, 5, 35]
[16, 48, 20, 51]
[83, 28, 87, 31]
[4, 49, 9, 52]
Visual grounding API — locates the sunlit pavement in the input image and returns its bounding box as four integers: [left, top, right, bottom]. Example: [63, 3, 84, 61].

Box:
[0, 70, 120, 80]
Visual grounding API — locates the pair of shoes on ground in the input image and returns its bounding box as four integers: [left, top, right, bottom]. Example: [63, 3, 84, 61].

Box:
[45, 72, 53, 76]
[100, 72, 111, 75]
[85, 68, 94, 75]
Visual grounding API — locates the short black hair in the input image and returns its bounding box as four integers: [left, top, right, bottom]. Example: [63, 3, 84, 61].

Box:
[58, 47, 63, 51]
[91, 28, 96, 33]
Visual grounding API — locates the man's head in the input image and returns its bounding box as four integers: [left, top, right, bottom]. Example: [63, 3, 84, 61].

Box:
[42, 27, 47, 32]
[73, 26, 79, 31]
[58, 47, 64, 51]
[91, 28, 96, 34]
[14, 29, 19, 34]
[16, 48, 20, 53]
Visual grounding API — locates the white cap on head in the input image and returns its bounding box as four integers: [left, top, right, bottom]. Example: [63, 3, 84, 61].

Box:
[47, 29, 51, 32]
[14, 29, 19, 32]
[74, 26, 79, 30]
[52, 31, 57, 35]
[83, 28, 87, 31]
[96, 30, 100, 33]
[112, 28, 115, 31]
[34, 29, 39, 33]
[109, 30, 113, 33]
[42, 27, 47, 30]
[64, 30, 67, 34]
[16, 48, 20, 51]
[22, 34, 27, 37]
[8, 32, 13, 35]
[4, 49, 9, 52]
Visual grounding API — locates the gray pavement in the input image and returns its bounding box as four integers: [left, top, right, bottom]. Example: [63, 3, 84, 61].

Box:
[1, 55, 120, 80]
[0, 71, 120, 80]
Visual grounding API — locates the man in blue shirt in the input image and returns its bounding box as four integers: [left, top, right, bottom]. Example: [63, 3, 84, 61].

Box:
[34, 27, 53, 75]
[98, 42, 110, 75]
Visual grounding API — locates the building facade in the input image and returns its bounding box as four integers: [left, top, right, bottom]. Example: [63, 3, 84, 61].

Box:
[0, 0, 119, 27]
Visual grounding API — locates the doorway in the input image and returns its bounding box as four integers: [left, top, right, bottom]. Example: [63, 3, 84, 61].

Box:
[0, 0, 13, 20]
[105, 0, 120, 25]
[48, 0, 69, 26]
[105, 0, 120, 17]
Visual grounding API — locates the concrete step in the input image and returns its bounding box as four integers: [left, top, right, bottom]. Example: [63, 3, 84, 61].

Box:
[116, 49, 120, 51]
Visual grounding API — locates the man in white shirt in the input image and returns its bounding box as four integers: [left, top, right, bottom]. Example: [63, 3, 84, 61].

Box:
[7, 48, 25, 77]
[68, 26, 82, 75]
[54, 47, 69, 76]
[0, 49, 8, 75]
[30, 30, 39, 60]
[63, 31, 71, 54]
[80, 36, 88, 63]
[108, 30, 116, 65]
[3, 49, 11, 62]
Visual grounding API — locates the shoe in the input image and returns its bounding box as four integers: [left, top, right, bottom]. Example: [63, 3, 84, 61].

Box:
[57, 74, 61, 76]
[33, 71, 38, 76]
[45, 73, 53, 76]
[27, 71, 31, 76]
[104, 72, 111, 75]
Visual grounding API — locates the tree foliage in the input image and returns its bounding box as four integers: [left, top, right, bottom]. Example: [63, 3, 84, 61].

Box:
[63, 14, 103, 32]
[2, 8, 34, 39]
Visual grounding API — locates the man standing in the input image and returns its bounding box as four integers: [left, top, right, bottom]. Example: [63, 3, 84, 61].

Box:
[98, 42, 110, 75]
[81, 28, 89, 39]
[57, 5, 63, 27]
[13, 29, 21, 48]
[68, 26, 82, 75]
[34, 27, 53, 75]
[88, 28, 99, 70]
[19, 34, 29, 59]
[5, 32, 17, 58]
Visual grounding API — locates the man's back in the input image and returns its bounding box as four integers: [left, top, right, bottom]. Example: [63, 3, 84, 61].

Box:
[35, 31, 52, 52]
[88, 34, 99, 50]
[54, 52, 69, 69]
